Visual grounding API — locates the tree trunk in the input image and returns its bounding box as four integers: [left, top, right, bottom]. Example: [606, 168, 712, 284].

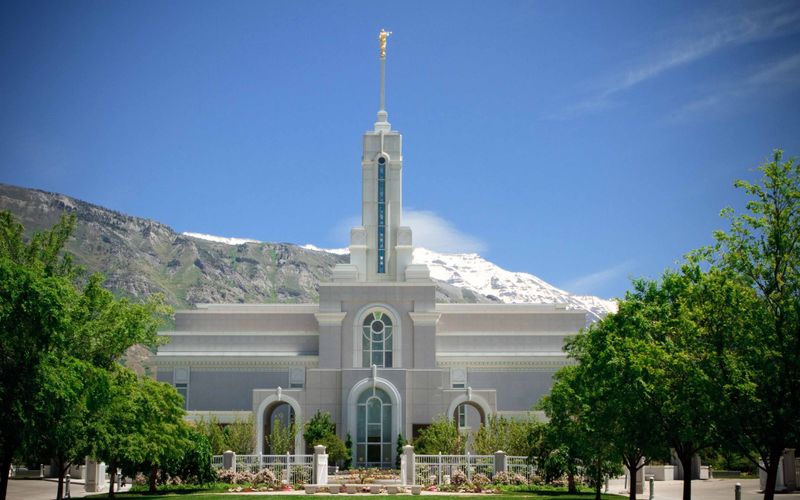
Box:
[595, 478, 602, 500]
[762, 448, 782, 500]
[107, 464, 117, 499]
[56, 468, 65, 500]
[149, 464, 158, 493]
[594, 459, 603, 500]
[568, 471, 577, 493]
[0, 452, 13, 500]
[676, 448, 693, 500]
[625, 458, 638, 500]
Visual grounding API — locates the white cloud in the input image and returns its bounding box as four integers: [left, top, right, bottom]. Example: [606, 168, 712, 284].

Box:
[550, 2, 800, 120]
[668, 52, 800, 122]
[561, 261, 635, 296]
[332, 210, 487, 254]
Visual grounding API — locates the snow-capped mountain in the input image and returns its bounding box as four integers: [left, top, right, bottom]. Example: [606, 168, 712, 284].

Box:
[191, 234, 617, 322]
[412, 247, 617, 322]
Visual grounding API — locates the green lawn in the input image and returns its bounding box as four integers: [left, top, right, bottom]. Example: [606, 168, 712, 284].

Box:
[88, 492, 623, 499]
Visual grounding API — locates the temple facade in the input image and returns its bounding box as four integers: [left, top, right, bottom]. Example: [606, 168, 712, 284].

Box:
[153, 32, 585, 467]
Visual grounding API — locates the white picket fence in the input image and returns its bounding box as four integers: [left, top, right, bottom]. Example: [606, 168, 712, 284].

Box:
[412, 453, 535, 486]
[212, 453, 313, 484]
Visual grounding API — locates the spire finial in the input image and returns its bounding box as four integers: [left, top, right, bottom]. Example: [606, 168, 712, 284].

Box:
[375, 30, 391, 129]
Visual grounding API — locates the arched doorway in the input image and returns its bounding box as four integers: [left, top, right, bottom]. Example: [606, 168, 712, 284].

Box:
[255, 394, 304, 455]
[264, 402, 296, 454]
[356, 387, 392, 467]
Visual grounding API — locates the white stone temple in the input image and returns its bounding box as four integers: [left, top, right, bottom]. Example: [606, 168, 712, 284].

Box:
[153, 31, 585, 467]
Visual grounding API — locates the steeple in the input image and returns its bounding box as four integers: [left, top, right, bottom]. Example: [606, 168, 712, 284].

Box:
[374, 29, 391, 132]
[331, 31, 431, 284]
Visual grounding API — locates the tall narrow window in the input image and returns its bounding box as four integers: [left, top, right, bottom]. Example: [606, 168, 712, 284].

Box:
[377, 157, 386, 273]
[362, 311, 393, 368]
[356, 388, 392, 468]
[175, 383, 188, 409]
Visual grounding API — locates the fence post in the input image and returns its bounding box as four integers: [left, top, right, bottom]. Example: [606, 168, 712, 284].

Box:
[494, 450, 507, 477]
[735, 482, 742, 500]
[313, 444, 328, 485]
[284, 451, 291, 485]
[403, 445, 415, 486]
[222, 450, 236, 471]
[466, 451, 471, 482]
[65, 473, 71, 499]
[438, 452, 443, 486]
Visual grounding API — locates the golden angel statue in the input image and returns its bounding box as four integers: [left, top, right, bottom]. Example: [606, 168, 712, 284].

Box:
[379, 29, 392, 58]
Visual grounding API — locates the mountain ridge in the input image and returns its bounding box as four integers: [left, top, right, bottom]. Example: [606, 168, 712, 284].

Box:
[0, 183, 616, 321]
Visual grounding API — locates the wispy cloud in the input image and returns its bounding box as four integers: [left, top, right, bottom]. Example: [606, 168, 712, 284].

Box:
[333, 209, 487, 254]
[549, 2, 800, 120]
[561, 260, 636, 296]
[668, 51, 800, 122]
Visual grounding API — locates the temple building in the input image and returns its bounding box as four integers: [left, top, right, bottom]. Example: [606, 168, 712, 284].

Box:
[153, 31, 585, 468]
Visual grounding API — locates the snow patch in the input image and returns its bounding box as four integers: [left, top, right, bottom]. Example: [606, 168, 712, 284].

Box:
[182, 232, 261, 245]
[301, 244, 350, 255]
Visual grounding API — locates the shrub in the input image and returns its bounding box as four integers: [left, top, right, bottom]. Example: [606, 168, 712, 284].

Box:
[451, 469, 467, 486]
[492, 471, 510, 485]
[216, 469, 237, 484]
[472, 473, 490, 489]
[254, 468, 277, 487]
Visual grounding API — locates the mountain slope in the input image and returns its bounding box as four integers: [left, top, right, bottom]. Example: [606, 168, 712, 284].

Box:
[0, 183, 616, 320]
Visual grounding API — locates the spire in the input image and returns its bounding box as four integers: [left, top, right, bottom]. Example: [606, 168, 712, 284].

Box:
[375, 29, 392, 131]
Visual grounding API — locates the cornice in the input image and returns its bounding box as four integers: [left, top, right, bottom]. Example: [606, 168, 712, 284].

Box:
[314, 312, 347, 326]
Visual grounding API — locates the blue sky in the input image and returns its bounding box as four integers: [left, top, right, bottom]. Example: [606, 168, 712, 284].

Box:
[1, 1, 799, 299]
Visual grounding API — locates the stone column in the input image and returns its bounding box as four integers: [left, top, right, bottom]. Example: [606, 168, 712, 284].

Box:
[313, 444, 328, 485]
[403, 445, 415, 486]
[494, 451, 507, 476]
[782, 449, 796, 491]
[222, 450, 236, 471]
[84, 458, 106, 493]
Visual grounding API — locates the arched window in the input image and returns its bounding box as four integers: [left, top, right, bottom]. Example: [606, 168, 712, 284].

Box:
[362, 311, 393, 368]
[356, 388, 392, 467]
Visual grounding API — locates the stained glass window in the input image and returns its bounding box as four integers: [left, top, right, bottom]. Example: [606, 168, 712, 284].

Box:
[361, 311, 393, 368]
[377, 157, 386, 273]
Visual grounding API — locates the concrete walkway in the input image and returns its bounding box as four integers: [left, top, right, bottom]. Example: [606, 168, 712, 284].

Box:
[6, 478, 130, 500]
[607, 477, 800, 500]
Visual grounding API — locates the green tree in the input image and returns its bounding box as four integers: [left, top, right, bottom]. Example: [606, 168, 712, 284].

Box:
[266, 416, 297, 455]
[0, 213, 77, 500]
[163, 427, 216, 484]
[413, 417, 466, 455]
[473, 415, 539, 457]
[696, 150, 800, 500]
[564, 304, 668, 500]
[542, 363, 625, 499]
[195, 416, 226, 455]
[343, 433, 353, 470]
[395, 434, 407, 469]
[303, 411, 337, 450]
[224, 415, 255, 454]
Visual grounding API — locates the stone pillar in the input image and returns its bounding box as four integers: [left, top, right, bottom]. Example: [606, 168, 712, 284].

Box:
[403, 445, 415, 486]
[84, 457, 106, 493]
[782, 449, 796, 491]
[494, 451, 507, 476]
[313, 444, 328, 485]
[691, 454, 701, 480]
[222, 450, 236, 471]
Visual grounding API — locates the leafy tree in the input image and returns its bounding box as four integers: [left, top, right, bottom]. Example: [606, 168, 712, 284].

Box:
[301, 410, 349, 465]
[0, 213, 77, 500]
[540, 366, 622, 499]
[303, 411, 337, 450]
[395, 434, 407, 469]
[266, 415, 297, 455]
[694, 150, 800, 500]
[224, 415, 255, 454]
[564, 304, 668, 500]
[163, 427, 216, 484]
[473, 415, 539, 457]
[195, 416, 226, 455]
[413, 417, 466, 455]
[343, 433, 353, 470]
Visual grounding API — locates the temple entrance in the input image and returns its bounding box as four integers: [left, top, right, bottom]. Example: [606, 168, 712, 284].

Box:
[263, 402, 296, 454]
[355, 387, 392, 468]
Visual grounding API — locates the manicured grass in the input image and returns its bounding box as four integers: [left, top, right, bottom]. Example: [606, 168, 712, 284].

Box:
[88, 492, 624, 499]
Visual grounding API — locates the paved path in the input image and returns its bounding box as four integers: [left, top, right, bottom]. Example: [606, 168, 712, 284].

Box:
[607, 477, 800, 500]
[7, 478, 130, 500]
